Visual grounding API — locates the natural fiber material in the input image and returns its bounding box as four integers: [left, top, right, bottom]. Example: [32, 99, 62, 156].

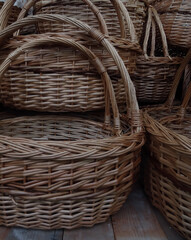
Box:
[132, 6, 182, 104]
[0, 35, 126, 112]
[0, 29, 144, 228]
[153, 0, 191, 48]
[121, 0, 146, 41]
[144, 48, 191, 240]
[34, 0, 145, 40]
[0, 113, 144, 229]
[1, 0, 142, 75]
[145, 160, 191, 240]
[0, 1, 20, 28]
[0, 13, 142, 112]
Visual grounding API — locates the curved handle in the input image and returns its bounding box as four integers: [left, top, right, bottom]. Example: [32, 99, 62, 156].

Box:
[114, 0, 138, 42]
[181, 81, 191, 110]
[0, 36, 121, 132]
[17, 0, 108, 35]
[0, 0, 16, 30]
[165, 48, 191, 107]
[0, 14, 141, 132]
[143, 6, 170, 58]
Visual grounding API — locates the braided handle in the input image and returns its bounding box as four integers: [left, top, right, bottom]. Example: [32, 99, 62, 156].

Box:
[0, 14, 141, 132]
[165, 48, 191, 107]
[143, 6, 170, 58]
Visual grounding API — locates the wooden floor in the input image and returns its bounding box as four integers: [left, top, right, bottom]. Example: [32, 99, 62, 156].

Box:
[0, 184, 185, 240]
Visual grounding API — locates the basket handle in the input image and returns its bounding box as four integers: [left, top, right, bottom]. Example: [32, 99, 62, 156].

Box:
[17, 0, 109, 35]
[0, 0, 16, 30]
[0, 14, 141, 132]
[111, 0, 138, 42]
[181, 81, 191, 111]
[143, 6, 170, 59]
[165, 48, 191, 107]
[0, 36, 121, 132]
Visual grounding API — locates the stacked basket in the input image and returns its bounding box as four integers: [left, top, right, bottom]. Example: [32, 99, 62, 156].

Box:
[0, 0, 145, 229]
[144, 48, 191, 239]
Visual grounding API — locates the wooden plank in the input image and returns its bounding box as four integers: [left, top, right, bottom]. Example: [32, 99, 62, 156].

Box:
[153, 208, 185, 240]
[63, 219, 114, 240]
[3, 227, 63, 240]
[0, 227, 11, 240]
[112, 184, 168, 240]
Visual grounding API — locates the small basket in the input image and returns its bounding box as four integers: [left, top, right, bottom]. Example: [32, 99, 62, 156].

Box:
[144, 48, 191, 240]
[153, 0, 191, 49]
[132, 6, 183, 104]
[0, 38, 144, 229]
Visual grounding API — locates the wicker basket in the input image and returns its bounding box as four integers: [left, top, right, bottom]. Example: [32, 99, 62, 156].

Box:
[152, 0, 191, 48]
[1, 0, 142, 75]
[0, 31, 129, 112]
[132, 6, 183, 104]
[33, 0, 143, 40]
[0, 1, 20, 29]
[0, 37, 144, 229]
[144, 48, 191, 240]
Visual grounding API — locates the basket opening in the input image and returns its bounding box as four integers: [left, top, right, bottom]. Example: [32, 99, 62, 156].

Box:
[0, 116, 129, 141]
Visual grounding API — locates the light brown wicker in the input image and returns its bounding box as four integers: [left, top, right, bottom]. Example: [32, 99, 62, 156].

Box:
[121, 0, 146, 41]
[0, 29, 144, 229]
[0, 1, 20, 29]
[0, 0, 142, 75]
[152, 0, 191, 48]
[0, 14, 133, 112]
[144, 48, 191, 240]
[33, 0, 142, 40]
[132, 6, 183, 104]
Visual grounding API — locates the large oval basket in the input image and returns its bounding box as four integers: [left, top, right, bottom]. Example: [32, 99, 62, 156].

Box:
[0, 34, 144, 229]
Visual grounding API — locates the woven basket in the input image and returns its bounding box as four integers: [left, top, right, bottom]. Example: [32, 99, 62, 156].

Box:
[1, 0, 142, 75]
[144, 48, 191, 240]
[0, 36, 144, 229]
[0, 30, 128, 112]
[33, 0, 143, 40]
[0, 1, 20, 29]
[132, 6, 183, 104]
[152, 0, 191, 48]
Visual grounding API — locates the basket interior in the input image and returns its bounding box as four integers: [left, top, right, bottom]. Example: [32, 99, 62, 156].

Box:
[0, 115, 129, 141]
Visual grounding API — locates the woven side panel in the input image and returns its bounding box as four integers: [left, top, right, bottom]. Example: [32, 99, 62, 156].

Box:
[0, 42, 127, 112]
[145, 160, 191, 240]
[132, 57, 182, 103]
[0, 116, 142, 229]
[159, 12, 191, 48]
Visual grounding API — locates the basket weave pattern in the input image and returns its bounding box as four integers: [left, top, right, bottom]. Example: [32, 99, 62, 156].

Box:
[154, 0, 191, 48]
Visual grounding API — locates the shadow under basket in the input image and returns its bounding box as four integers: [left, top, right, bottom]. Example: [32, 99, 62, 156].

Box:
[0, 114, 143, 229]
